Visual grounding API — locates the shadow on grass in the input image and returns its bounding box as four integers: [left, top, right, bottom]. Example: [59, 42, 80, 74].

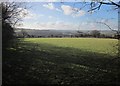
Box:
[3, 39, 120, 85]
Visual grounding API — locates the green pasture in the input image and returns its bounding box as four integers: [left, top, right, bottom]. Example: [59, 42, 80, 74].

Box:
[3, 38, 119, 85]
[25, 38, 118, 56]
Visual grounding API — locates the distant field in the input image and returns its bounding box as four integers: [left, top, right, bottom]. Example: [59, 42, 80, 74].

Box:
[24, 38, 118, 56]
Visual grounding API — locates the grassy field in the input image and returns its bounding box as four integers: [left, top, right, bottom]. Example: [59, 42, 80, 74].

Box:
[3, 38, 120, 85]
[25, 38, 118, 56]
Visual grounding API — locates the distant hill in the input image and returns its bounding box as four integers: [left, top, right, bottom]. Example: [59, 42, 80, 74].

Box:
[15, 28, 116, 37]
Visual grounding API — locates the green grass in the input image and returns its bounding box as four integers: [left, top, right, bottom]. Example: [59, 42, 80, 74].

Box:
[3, 38, 120, 85]
[25, 38, 118, 56]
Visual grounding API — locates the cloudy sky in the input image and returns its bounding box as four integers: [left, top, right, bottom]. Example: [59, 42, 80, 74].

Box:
[17, 2, 118, 30]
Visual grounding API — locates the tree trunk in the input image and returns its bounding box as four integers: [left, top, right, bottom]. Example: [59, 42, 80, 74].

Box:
[118, 1, 120, 58]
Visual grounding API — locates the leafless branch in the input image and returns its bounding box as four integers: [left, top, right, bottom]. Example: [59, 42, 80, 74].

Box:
[2, 2, 28, 27]
[85, 1, 120, 12]
[97, 22, 118, 34]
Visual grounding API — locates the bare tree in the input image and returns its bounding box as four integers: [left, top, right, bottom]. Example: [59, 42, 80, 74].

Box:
[96, 22, 119, 38]
[87, 1, 120, 12]
[67, 0, 120, 12]
[2, 2, 28, 27]
[76, 0, 120, 55]
[1, 2, 28, 48]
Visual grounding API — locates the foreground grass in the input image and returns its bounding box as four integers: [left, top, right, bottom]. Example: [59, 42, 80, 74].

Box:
[3, 38, 120, 85]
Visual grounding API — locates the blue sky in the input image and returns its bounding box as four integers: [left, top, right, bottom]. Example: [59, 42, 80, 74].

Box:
[17, 2, 118, 30]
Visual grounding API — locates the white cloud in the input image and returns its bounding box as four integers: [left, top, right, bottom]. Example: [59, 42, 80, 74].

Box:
[17, 21, 109, 30]
[61, 5, 85, 17]
[61, 5, 74, 15]
[24, 12, 44, 20]
[43, 3, 62, 12]
[56, 8, 62, 12]
[48, 16, 53, 19]
[43, 3, 55, 10]
[18, 21, 77, 30]
[17, 8, 45, 21]
[34, 21, 81, 30]
[17, 17, 117, 30]
[73, 10, 85, 17]
[39, 14, 44, 17]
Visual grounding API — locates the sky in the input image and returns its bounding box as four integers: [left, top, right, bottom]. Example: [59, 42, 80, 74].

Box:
[16, 2, 118, 31]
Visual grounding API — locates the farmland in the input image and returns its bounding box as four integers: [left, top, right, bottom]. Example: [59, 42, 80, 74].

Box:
[3, 38, 120, 85]
[25, 38, 118, 56]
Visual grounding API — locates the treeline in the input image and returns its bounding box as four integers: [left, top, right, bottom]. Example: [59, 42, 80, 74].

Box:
[16, 30, 118, 39]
